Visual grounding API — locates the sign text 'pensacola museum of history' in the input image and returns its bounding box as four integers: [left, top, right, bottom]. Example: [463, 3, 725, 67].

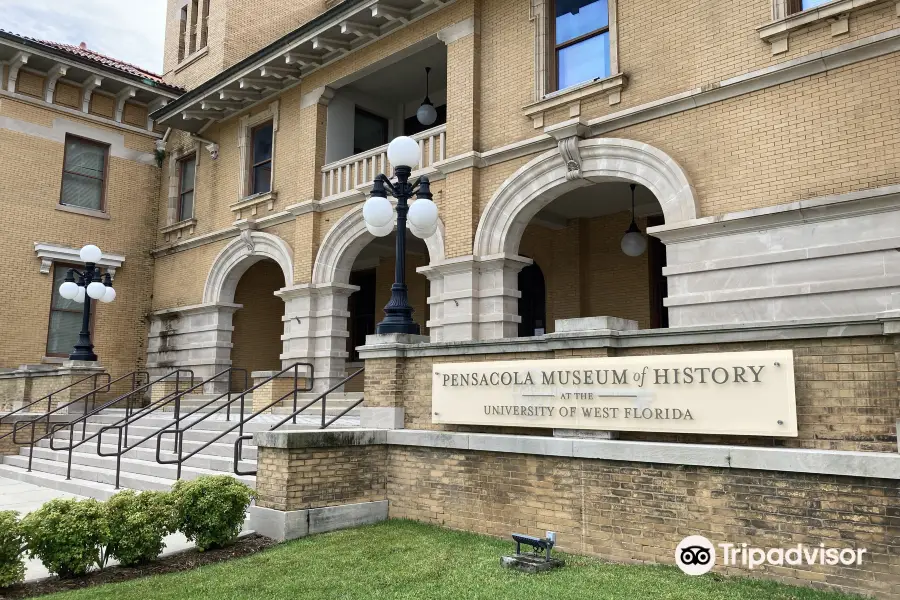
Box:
[431, 350, 798, 436]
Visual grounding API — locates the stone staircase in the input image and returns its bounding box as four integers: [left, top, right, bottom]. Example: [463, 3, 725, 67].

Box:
[0, 392, 362, 500]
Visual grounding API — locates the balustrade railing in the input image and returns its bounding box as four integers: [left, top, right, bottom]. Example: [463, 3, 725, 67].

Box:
[320, 124, 446, 199]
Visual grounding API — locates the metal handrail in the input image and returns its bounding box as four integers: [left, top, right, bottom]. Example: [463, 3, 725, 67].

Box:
[233, 367, 365, 477]
[155, 362, 313, 479]
[45, 369, 193, 480]
[7, 370, 149, 471]
[94, 367, 248, 488]
[1, 371, 111, 424]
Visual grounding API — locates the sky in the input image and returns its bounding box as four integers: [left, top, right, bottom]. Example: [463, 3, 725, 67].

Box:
[3, 0, 167, 74]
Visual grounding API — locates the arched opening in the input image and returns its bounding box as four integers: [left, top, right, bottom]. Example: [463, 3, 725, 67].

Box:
[517, 182, 667, 333]
[517, 261, 546, 337]
[346, 231, 430, 355]
[230, 259, 286, 388]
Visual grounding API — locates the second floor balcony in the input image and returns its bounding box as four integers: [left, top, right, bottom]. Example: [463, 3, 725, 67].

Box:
[320, 42, 447, 202]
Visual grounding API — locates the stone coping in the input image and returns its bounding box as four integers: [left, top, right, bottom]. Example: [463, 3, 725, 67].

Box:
[253, 428, 900, 480]
[0, 365, 106, 380]
[356, 314, 898, 359]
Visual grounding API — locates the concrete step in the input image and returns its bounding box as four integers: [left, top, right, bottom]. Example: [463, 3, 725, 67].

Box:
[24, 444, 257, 479]
[0, 463, 125, 500]
[37, 434, 258, 461]
[2, 454, 255, 491]
[56, 422, 255, 446]
[84, 412, 279, 434]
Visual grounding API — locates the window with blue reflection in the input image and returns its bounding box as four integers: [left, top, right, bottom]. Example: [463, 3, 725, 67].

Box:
[801, 0, 833, 9]
[554, 0, 610, 91]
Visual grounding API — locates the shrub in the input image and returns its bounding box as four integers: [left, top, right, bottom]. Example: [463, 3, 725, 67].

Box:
[106, 490, 177, 567]
[20, 498, 109, 577]
[0, 511, 25, 587]
[171, 475, 256, 551]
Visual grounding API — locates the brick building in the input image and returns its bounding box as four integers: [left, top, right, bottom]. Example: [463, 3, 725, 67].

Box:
[3, 0, 900, 596]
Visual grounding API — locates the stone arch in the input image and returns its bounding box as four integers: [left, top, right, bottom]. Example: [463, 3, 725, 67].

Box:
[312, 202, 446, 285]
[203, 231, 294, 304]
[473, 138, 698, 257]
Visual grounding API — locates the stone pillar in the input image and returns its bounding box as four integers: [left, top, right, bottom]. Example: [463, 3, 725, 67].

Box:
[419, 254, 531, 342]
[355, 333, 429, 428]
[146, 302, 242, 392]
[278, 283, 358, 393]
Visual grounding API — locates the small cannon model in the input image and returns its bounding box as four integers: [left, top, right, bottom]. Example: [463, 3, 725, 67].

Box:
[500, 532, 564, 572]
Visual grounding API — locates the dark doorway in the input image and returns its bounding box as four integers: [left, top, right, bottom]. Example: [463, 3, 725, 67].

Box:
[647, 215, 668, 328]
[518, 262, 547, 337]
[347, 269, 377, 360]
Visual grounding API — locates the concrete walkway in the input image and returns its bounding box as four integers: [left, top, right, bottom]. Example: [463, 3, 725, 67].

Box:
[0, 476, 198, 582]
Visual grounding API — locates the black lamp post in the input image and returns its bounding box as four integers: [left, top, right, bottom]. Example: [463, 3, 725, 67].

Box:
[362, 136, 439, 335]
[58, 245, 117, 362]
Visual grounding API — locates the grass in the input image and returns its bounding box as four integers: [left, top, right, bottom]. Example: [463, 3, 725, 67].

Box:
[42, 520, 858, 600]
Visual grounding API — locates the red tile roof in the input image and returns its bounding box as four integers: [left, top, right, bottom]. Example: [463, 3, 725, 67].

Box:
[0, 29, 184, 92]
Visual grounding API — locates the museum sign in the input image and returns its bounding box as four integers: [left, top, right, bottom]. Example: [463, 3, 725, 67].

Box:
[431, 350, 797, 436]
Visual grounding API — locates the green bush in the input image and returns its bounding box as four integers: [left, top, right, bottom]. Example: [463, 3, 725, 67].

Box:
[171, 475, 256, 551]
[0, 511, 25, 587]
[20, 498, 109, 577]
[106, 490, 177, 567]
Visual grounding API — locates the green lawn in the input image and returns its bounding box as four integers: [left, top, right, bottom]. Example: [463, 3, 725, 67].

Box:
[43, 520, 857, 600]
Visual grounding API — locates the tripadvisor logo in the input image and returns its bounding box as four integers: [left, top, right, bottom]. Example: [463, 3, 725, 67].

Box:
[675, 535, 868, 575]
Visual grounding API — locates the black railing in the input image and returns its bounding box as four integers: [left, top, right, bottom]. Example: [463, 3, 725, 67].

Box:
[46, 369, 193, 481]
[94, 367, 248, 488]
[0, 371, 111, 426]
[156, 363, 314, 480]
[233, 367, 365, 477]
[5, 371, 149, 468]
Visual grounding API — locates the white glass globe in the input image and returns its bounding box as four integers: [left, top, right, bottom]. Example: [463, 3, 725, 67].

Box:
[366, 220, 394, 238]
[386, 136, 420, 169]
[408, 198, 438, 231]
[59, 281, 79, 300]
[79, 244, 102, 264]
[408, 218, 437, 240]
[362, 195, 394, 228]
[416, 103, 437, 127]
[87, 281, 107, 299]
[75, 286, 86, 303]
[100, 286, 116, 303]
[621, 231, 647, 257]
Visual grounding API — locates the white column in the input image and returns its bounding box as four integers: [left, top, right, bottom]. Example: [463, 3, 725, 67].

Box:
[278, 283, 359, 393]
[418, 254, 531, 342]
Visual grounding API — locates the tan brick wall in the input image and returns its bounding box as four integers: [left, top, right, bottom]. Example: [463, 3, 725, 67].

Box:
[256, 444, 387, 511]
[363, 335, 899, 452]
[16, 71, 44, 99]
[231, 259, 286, 377]
[388, 446, 900, 600]
[54, 83, 81, 109]
[0, 422, 48, 456]
[0, 97, 160, 376]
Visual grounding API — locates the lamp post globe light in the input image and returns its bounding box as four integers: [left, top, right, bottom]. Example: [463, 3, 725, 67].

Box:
[57, 244, 117, 361]
[362, 136, 439, 335]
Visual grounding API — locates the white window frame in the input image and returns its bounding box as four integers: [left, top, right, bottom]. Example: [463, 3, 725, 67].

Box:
[531, 0, 619, 100]
[237, 100, 279, 202]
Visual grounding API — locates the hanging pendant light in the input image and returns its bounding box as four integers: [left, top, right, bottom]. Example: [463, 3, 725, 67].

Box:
[416, 66, 438, 127]
[620, 183, 647, 257]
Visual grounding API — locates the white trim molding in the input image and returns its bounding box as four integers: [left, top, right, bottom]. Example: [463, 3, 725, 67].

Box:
[34, 242, 125, 278]
[760, 0, 884, 54]
[202, 230, 294, 304]
[237, 100, 279, 202]
[523, 73, 627, 129]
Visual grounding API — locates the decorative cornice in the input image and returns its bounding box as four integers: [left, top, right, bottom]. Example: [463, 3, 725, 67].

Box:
[34, 242, 125, 278]
[523, 73, 627, 128]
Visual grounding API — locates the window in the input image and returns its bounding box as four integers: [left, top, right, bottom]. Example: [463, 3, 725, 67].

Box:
[189, 0, 199, 54]
[250, 121, 273, 195]
[177, 154, 196, 221]
[552, 0, 610, 91]
[60, 135, 108, 211]
[353, 108, 389, 155]
[798, 0, 832, 10]
[46, 264, 88, 356]
[200, 0, 210, 48]
[178, 5, 188, 61]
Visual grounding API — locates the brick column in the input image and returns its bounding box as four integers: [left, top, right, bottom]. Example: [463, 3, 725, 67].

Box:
[439, 16, 481, 259]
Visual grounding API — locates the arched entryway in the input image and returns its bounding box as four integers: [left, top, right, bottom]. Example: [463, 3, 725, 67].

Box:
[441, 137, 697, 340]
[230, 259, 285, 388]
[278, 204, 444, 392]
